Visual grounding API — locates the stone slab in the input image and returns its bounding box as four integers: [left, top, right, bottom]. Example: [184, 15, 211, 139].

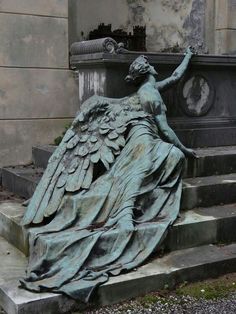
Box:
[0, 0, 68, 17]
[215, 29, 236, 54]
[0, 13, 68, 68]
[0, 202, 28, 255]
[1, 200, 236, 257]
[98, 243, 236, 305]
[0, 68, 78, 119]
[0, 118, 72, 167]
[185, 145, 236, 178]
[1, 243, 236, 313]
[215, 0, 236, 29]
[0, 236, 26, 286]
[175, 126, 236, 149]
[2, 166, 43, 200]
[182, 172, 236, 209]
[32, 144, 236, 178]
[32, 146, 56, 169]
[4, 165, 236, 208]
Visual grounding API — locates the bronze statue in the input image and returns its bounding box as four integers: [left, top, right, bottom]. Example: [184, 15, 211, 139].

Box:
[20, 47, 195, 302]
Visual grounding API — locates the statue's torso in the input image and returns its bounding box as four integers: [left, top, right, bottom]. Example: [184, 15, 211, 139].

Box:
[137, 81, 167, 115]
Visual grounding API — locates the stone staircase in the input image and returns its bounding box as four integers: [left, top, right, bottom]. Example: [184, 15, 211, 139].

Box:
[1, 145, 236, 313]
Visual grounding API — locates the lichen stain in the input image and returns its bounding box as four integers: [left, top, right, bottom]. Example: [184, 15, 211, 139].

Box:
[125, 0, 194, 52]
[183, 0, 206, 52]
[22, 34, 33, 44]
[126, 0, 146, 25]
[147, 24, 184, 52]
[161, 0, 191, 12]
[131, 143, 145, 159]
[0, 89, 6, 98]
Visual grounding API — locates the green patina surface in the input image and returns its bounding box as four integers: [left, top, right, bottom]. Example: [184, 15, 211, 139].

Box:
[20, 48, 196, 303]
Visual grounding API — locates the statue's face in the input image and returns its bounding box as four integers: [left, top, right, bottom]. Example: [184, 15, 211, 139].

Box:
[131, 56, 157, 77]
[125, 55, 158, 83]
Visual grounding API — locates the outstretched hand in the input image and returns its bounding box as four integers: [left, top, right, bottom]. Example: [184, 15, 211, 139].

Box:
[184, 148, 198, 158]
[185, 46, 196, 57]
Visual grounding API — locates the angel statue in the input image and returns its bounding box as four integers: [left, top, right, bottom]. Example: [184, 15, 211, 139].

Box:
[20, 47, 196, 302]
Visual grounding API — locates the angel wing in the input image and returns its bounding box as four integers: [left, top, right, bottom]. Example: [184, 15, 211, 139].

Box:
[21, 94, 147, 225]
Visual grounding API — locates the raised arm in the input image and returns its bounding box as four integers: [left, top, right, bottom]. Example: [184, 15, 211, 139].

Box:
[156, 46, 194, 92]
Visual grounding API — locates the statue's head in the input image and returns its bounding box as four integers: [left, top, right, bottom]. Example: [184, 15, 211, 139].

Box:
[125, 55, 157, 84]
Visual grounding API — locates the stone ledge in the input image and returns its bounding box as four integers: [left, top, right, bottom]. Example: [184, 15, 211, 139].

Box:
[31, 144, 236, 178]
[1, 201, 236, 257]
[3, 164, 236, 208]
[70, 52, 236, 68]
[1, 243, 236, 314]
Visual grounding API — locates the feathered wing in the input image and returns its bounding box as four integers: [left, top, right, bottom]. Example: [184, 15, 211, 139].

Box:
[21, 94, 147, 225]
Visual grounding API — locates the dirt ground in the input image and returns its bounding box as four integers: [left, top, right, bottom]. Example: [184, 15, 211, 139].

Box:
[0, 185, 24, 202]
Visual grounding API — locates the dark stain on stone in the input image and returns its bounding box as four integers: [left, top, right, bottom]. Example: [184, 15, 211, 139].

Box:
[183, 0, 206, 53]
[0, 89, 6, 98]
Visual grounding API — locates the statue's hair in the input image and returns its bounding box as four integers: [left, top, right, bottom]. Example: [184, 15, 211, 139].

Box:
[125, 55, 151, 83]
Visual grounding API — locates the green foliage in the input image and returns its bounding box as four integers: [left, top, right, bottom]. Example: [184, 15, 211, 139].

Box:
[137, 293, 161, 307]
[176, 279, 236, 300]
[54, 123, 71, 146]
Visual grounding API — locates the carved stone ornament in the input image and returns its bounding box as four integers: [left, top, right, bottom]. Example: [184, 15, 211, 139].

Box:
[70, 37, 128, 56]
[178, 75, 215, 117]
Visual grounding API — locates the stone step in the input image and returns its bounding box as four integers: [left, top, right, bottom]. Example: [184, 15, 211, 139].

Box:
[31, 144, 236, 178]
[1, 242, 236, 314]
[32, 145, 55, 169]
[3, 164, 236, 209]
[182, 172, 236, 210]
[1, 201, 236, 257]
[0, 236, 26, 287]
[1, 166, 43, 199]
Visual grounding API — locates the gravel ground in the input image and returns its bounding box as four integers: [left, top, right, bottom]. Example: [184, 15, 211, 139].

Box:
[0, 283, 235, 313]
[81, 293, 236, 314]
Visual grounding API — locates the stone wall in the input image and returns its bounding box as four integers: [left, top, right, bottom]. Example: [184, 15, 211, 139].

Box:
[0, 0, 78, 167]
[214, 0, 236, 54]
[69, 0, 236, 55]
[69, 0, 207, 53]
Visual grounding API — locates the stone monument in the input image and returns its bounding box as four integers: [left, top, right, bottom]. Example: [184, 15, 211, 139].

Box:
[20, 44, 195, 303]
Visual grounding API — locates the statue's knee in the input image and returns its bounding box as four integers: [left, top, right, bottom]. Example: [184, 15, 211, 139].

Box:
[170, 147, 185, 163]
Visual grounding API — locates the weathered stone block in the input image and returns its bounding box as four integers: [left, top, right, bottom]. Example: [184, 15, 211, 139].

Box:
[215, 0, 229, 29]
[215, 29, 236, 54]
[215, 0, 236, 29]
[0, 119, 72, 167]
[0, 236, 26, 286]
[0, 68, 78, 119]
[71, 52, 236, 147]
[0, 0, 68, 17]
[1, 243, 236, 313]
[0, 13, 68, 68]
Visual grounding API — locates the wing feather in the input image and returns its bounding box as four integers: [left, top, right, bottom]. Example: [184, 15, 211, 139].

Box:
[21, 144, 67, 225]
[66, 134, 80, 149]
[22, 93, 147, 225]
[90, 151, 100, 163]
[41, 186, 65, 219]
[104, 138, 119, 151]
[81, 163, 94, 189]
[65, 160, 84, 192]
